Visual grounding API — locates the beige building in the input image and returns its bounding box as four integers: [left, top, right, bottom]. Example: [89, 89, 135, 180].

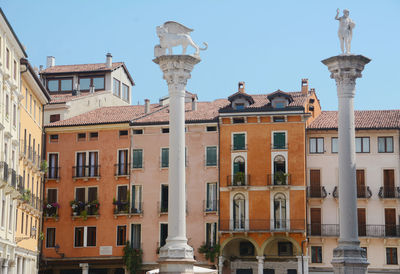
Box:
[306, 110, 400, 273]
[40, 54, 134, 125]
[0, 7, 28, 273]
[15, 58, 49, 273]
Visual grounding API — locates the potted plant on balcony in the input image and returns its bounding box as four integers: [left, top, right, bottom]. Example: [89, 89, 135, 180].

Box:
[43, 200, 60, 217]
[113, 198, 129, 214]
[274, 171, 288, 185]
[22, 189, 31, 203]
[87, 200, 100, 215]
[233, 172, 245, 186]
[70, 200, 85, 216]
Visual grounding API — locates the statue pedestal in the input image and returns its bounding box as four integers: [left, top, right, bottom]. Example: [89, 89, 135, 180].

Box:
[154, 55, 201, 274]
[322, 54, 370, 274]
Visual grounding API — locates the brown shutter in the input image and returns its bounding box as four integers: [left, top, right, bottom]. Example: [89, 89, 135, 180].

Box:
[310, 208, 321, 235]
[385, 208, 396, 237]
[118, 186, 128, 202]
[75, 188, 85, 202]
[47, 189, 57, 204]
[310, 170, 321, 197]
[384, 169, 395, 198]
[88, 187, 98, 202]
[356, 170, 365, 197]
[357, 208, 366, 236]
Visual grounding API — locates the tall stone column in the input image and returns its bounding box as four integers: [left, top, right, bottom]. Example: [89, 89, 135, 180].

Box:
[79, 263, 89, 274]
[2, 259, 8, 274]
[154, 55, 200, 273]
[17, 257, 22, 274]
[322, 55, 370, 273]
[218, 256, 224, 274]
[256, 256, 264, 274]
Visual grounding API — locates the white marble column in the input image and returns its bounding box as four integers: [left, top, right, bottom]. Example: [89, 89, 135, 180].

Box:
[256, 256, 264, 274]
[154, 55, 200, 273]
[17, 257, 22, 274]
[79, 263, 89, 274]
[2, 259, 8, 274]
[218, 256, 224, 274]
[322, 55, 370, 273]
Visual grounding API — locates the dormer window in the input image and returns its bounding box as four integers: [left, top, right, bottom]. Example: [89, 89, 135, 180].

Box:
[79, 76, 105, 91]
[235, 103, 245, 110]
[267, 90, 293, 109]
[274, 101, 286, 108]
[47, 78, 73, 92]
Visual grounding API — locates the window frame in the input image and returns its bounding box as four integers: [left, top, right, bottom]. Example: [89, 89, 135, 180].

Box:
[331, 137, 338, 153]
[272, 131, 287, 149]
[78, 75, 105, 91]
[205, 146, 218, 167]
[386, 247, 398, 265]
[161, 147, 169, 168]
[47, 78, 73, 93]
[131, 223, 141, 249]
[113, 78, 121, 97]
[49, 134, 59, 143]
[309, 137, 324, 154]
[232, 132, 247, 151]
[116, 225, 127, 246]
[132, 149, 143, 169]
[355, 137, 370, 153]
[46, 227, 56, 248]
[122, 83, 130, 101]
[378, 137, 394, 153]
[311, 246, 322, 263]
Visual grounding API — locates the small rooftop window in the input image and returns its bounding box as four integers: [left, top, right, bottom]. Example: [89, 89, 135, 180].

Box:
[162, 128, 169, 134]
[132, 129, 143, 135]
[233, 117, 245, 124]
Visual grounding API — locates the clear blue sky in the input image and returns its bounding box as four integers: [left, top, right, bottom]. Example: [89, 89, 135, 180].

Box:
[1, 0, 399, 110]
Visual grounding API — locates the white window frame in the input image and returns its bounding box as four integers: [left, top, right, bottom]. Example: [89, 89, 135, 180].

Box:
[73, 226, 97, 248]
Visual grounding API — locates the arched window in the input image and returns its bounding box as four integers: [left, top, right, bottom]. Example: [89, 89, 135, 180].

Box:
[274, 193, 287, 229]
[273, 155, 287, 185]
[233, 156, 246, 186]
[233, 193, 245, 230]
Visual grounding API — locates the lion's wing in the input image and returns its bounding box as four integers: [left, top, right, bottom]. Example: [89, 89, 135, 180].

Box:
[163, 21, 193, 35]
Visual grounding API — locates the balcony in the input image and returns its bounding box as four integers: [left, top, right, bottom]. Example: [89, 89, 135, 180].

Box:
[114, 163, 130, 177]
[333, 186, 373, 199]
[158, 201, 168, 214]
[113, 201, 143, 215]
[267, 173, 291, 186]
[227, 174, 250, 187]
[219, 219, 305, 232]
[43, 202, 59, 218]
[70, 200, 100, 218]
[307, 186, 327, 198]
[271, 143, 288, 150]
[72, 165, 100, 180]
[203, 199, 218, 213]
[231, 144, 247, 151]
[378, 187, 400, 199]
[308, 224, 400, 238]
[46, 167, 60, 180]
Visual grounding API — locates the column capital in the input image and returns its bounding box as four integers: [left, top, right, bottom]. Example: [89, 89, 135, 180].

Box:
[79, 263, 89, 270]
[153, 55, 201, 94]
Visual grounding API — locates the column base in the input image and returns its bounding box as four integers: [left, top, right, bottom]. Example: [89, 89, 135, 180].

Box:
[159, 241, 194, 260]
[158, 258, 196, 274]
[331, 245, 369, 274]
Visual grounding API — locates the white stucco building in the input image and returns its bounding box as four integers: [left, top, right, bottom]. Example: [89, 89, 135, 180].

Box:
[306, 110, 400, 273]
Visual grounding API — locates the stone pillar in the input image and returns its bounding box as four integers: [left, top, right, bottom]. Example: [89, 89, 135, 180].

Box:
[218, 256, 224, 274]
[2, 259, 8, 274]
[8, 260, 15, 274]
[79, 263, 89, 274]
[297, 256, 309, 274]
[322, 55, 370, 273]
[256, 256, 264, 274]
[154, 55, 200, 273]
[17, 257, 22, 274]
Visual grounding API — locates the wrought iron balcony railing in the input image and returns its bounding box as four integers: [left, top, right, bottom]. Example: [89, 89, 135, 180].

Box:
[231, 144, 248, 151]
[308, 224, 400, 238]
[378, 187, 400, 199]
[158, 201, 168, 213]
[271, 143, 288, 150]
[267, 173, 291, 186]
[307, 186, 327, 198]
[227, 174, 250, 187]
[46, 167, 60, 180]
[113, 201, 143, 215]
[114, 163, 130, 176]
[357, 186, 372, 198]
[220, 219, 305, 232]
[72, 165, 100, 178]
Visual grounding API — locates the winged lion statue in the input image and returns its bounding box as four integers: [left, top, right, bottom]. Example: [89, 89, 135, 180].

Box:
[155, 21, 208, 57]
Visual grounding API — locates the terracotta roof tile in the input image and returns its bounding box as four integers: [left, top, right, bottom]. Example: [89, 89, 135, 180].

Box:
[49, 92, 93, 104]
[308, 110, 400, 130]
[41, 62, 124, 74]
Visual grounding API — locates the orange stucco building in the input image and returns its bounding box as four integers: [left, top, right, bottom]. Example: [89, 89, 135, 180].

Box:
[218, 81, 321, 274]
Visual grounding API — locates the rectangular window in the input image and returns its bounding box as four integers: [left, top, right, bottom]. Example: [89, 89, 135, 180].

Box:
[25, 88, 28, 108]
[273, 132, 286, 149]
[206, 126, 217, 132]
[206, 223, 217, 247]
[74, 227, 84, 247]
[47, 189, 58, 204]
[309, 137, 324, 153]
[161, 148, 169, 168]
[117, 185, 128, 203]
[79, 76, 105, 91]
[356, 137, 370, 153]
[331, 137, 338, 153]
[89, 132, 98, 140]
[87, 227, 96, 246]
[47, 78, 73, 92]
[132, 129, 143, 135]
[33, 100, 37, 120]
[12, 104, 16, 127]
[132, 149, 143, 169]
[122, 84, 130, 101]
[311, 246, 322, 263]
[160, 185, 168, 213]
[117, 149, 129, 175]
[378, 137, 394, 153]
[131, 224, 141, 249]
[13, 60, 17, 79]
[132, 185, 142, 213]
[278, 242, 293, 256]
[6, 48, 9, 69]
[113, 78, 121, 96]
[5, 94, 9, 117]
[48, 153, 59, 179]
[233, 133, 246, 150]
[49, 134, 59, 143]
[77, 133, 86, 141]
[206, 146, 217, 166]
[46, 228, 56, 248]
[206, 183, 217, 211]
[160, 223, 168, 247]
[117, 225, 126, 246]
[232, 117, 245, 124]
[60, 79, 73, 91]
[119, 130, 128, 137]
[162, 128, 169, 134]
[386, 248, 398, 265]
[49, 114, 60, 123]
[273, 116, 285, 122]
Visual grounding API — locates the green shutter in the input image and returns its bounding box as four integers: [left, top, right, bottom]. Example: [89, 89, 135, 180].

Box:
[233, 134, 245, 150]
[274, 132, 285, 149]
[161, 148, 169, 168]
[132, 149, 143, 168]
[206, 147, 217, 166]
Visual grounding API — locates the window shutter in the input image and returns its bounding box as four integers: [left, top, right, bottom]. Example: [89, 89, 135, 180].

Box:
[234, 134, 245, 149]
[162, 148, 169, 167]
[133, 149, 142, 168]
[88, 187, 97, 202]
[206, 147, 217, 166]
[274, 133, 285, 149]
[206, 223, 210, 245]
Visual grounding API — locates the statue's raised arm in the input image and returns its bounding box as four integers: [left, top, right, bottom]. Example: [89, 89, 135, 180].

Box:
[154, 21, 208, 57]
[336, 9, 355, 55]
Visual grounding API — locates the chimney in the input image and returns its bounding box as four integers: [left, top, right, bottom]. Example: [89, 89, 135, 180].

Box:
[46, 56, 55, 68]
[144, 99, 150, 113]
[106, 53, 112, 68]
[301, 78, 309, 94]
[191, 97, 197, 111]
[238, 81, 245, 93]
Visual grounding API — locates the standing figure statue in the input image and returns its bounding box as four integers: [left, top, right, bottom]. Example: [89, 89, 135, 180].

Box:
[335, 9, 355, 55]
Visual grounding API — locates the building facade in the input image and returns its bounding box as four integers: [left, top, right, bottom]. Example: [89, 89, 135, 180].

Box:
[218, 81, 320, 274]
[306, 110, 400, 273]
[15, 58, 50, 273]
[0, 8, 28, 273]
